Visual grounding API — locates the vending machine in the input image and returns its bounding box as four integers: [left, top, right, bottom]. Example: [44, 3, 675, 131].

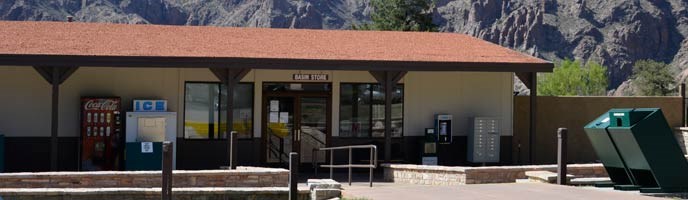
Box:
[436, 114, 453, 144]
[80, 97, 122, 171]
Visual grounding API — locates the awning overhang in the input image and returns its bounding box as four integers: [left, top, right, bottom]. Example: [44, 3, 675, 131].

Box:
[0, 54, 553, 72]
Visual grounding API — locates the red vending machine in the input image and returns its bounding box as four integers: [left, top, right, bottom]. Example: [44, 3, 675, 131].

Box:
[80, 97, 122, 171]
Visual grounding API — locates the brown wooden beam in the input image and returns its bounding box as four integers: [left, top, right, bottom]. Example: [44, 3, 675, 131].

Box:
[515, 72, 532, 89]
[529, 72, 537, 164]
[209, 68, 250, 169]
[33, 66, 78, 171]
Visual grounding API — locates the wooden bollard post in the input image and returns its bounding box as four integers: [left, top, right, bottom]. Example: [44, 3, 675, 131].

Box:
[162, 141, 173, 200]
[557, 128, 568, 185]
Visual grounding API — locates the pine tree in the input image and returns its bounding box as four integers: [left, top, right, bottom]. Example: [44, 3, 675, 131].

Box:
[632, 60, 675, 96]
[354, 0, 438, 32]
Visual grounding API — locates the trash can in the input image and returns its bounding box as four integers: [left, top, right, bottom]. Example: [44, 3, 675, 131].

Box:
[585, 108, 688, 193]
[125, 142, 162, 170]
[583, 111, 633, 186]
[606, 108, 688, 193]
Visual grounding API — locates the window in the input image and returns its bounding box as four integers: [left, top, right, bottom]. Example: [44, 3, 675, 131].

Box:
[339, 83, 403, 138]
[184, 82, 254, 139]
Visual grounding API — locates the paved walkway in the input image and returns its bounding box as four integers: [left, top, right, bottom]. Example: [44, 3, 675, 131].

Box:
[342, 182, 663, 200]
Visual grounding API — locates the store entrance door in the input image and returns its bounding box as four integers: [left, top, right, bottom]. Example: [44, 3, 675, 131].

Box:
[262, 83, 330, 166]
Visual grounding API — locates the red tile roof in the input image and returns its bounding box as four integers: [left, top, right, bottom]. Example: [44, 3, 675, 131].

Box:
[0, 21, 552, 71]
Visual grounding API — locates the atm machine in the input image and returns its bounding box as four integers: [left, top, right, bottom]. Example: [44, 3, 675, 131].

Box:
[125, 100, 177, 170]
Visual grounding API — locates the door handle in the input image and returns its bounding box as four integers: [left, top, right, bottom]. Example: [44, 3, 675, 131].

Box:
[296, 129, 301, 141]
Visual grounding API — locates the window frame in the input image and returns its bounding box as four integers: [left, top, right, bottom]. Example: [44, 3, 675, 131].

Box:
[339, 82, 404, 138]
[182, 81, 255, 140]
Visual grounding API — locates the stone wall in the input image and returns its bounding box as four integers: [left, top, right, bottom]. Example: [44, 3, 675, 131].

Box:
[0, 167, 287, 188]
[0, 187, 311, 200]
[383, 163, 607, 185]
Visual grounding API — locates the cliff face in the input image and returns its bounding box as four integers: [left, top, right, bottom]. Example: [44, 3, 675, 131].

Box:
[2, 0, 688, 95]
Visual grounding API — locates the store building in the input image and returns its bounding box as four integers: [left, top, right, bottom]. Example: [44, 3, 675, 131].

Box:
[0, 21, 552, 172]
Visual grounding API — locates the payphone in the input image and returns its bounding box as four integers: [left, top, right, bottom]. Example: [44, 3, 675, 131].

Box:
[436, 114, 452, 144]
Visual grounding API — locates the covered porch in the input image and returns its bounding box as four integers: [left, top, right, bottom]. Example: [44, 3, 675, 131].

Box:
[0, 21, 552, 172]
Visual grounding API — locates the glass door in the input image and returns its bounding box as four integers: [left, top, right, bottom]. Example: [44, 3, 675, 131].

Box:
[265, 96, 295, 163]
[263, 94, 330, 165]
[298, 97, 328, 163]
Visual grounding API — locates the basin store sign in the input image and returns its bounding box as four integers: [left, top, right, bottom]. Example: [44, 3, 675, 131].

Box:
[293, 74, 328, 81]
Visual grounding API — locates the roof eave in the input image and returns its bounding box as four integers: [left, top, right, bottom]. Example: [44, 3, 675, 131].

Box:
[0, 54, 554, 73]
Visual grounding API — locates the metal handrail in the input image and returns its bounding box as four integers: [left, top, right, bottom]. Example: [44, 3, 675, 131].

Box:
[312, 144, 377, 187]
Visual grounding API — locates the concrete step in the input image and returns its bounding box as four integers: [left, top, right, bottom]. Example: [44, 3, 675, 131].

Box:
[525, 171, 574, 183]
[570, 177, 612, 186]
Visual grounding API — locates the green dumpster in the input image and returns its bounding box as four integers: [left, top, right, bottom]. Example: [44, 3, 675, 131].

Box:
[125, 142, 162, 170]
[583, 111, 633, 186]
[585, 108, 688, 193]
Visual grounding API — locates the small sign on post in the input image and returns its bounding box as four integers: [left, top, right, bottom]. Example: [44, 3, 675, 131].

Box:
[141, 142, 153, 153]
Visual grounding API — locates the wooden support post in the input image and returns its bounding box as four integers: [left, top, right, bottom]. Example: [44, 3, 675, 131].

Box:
[226, 78, 236, 169]
[209, 68, 249, 169]
[384, 73, 393, 163]
[50, 67, 59, 171]
[369, 71, 406, 163]
[289, 152, 299, 200]
[529, 72, 537, 164]
[681, 83, 686, 127]
[557, 128, 568, 185]
[162, 141, 173, 200]
[33, 66, 78, 171]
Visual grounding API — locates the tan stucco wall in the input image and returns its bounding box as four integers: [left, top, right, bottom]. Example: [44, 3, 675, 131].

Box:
[403, 72, 513, 136]
[0, 67, 513, 140]
[513, 96, 683, 164]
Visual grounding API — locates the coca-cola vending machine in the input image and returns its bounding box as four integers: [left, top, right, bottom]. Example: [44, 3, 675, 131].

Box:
[80, 97, 122, 171]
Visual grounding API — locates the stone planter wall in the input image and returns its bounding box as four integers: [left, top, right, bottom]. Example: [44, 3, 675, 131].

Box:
[0, 187, 311, 200]
[675, 127, 688, 154]
[0, 167, 287, 188]
[383, 163, 607, 185]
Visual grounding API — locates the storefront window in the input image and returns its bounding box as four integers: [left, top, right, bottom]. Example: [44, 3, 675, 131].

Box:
[340, 83, 403, 138]
[184, 82, 254, 139]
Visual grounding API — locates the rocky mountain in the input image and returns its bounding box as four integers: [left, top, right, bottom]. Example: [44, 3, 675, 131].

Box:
[2, 0, 688, 95]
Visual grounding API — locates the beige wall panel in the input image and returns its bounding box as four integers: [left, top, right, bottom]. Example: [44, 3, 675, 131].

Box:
[0, 67, 52, 137]
[403, 72, 513, 137]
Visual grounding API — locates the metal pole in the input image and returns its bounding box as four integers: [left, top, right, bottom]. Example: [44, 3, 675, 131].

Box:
[230, 131, 237, 169]
[681, 83, 686, 127]
[329, 150, 333, 179]
[529, 72, 537, 164]
[289, 152, 298, 200]
[50, 67, 60, 171]
[557, 128, 568, 185]
[369, 147, 373, 187]
[162, 141, 173, 200]
[348, 148, 352, 186]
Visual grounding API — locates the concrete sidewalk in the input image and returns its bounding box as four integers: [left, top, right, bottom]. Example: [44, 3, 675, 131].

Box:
[342, 182, 663, 200]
